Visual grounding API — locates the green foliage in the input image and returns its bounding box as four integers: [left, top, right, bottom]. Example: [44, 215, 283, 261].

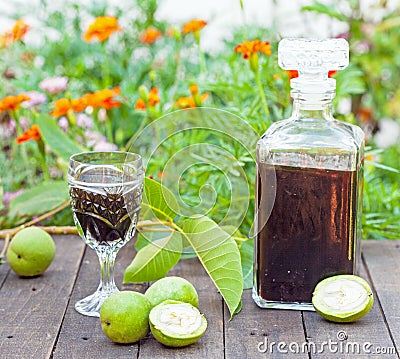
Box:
[302, 1, 400, 122]
[239, 238, 254, 290]
[142, 177, 179, 221]
[181, 215, 243, 318]
[37, 115, 86, 162]
[124, 232, 182, 282]
[363, 160, 400, 239]
[7, 181, 69, 223]
[125, 180, 243, 318]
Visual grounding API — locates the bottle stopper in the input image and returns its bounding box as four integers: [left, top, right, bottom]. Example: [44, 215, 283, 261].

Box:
[278, 38, 349, 92]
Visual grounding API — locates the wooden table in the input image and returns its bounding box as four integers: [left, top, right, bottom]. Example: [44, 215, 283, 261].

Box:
[0, 235, 399, 358]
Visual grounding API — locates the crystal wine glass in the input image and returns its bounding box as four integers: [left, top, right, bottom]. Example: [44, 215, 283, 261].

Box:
[68, 151, 144, 317]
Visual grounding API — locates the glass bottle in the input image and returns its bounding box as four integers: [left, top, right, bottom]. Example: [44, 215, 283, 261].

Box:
[253, 38, 364, 310]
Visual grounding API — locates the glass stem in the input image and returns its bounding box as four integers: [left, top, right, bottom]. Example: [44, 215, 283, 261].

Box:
[97, 248, 118, 293]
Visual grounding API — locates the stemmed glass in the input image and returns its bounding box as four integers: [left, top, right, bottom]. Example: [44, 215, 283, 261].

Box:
[68, 151, 144, 317]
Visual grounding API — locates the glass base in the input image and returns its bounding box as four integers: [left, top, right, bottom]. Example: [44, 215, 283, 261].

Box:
[252, 287, 315, 311]
[75, 285, 120, 317]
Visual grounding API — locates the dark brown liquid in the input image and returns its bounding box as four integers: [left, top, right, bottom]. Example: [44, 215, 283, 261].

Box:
[255, 164, 357, 303]
[70, 186, 140, 246]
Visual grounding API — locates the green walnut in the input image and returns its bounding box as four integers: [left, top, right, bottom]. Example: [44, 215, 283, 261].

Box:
[149, 300, 207, 347]
[312, 274, 374, 323]
[6, 227, 56, 277]
[100, 291, 151, 344]
[145, 276, 199, 308]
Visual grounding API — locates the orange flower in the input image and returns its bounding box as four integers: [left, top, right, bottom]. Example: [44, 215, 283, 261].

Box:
[71, 98, 87, 113]
[86, 87, 122, 109]
[328, 70, 337, 78]
[0, 94, 30, 112]
[11, 19, 30, 42]
[234, 40, 272, 59]
[287, 70, 337, 80]
[182, 19, 207, 34]
[51, 88, 122, 117]
[81, 93, 95, 107]
[148, 88, 160, 107]
[16, 124, 41, 144]
[189, 84, 199, 95]
[1, 19, 30, 47]
[135, 88, 160, 111]
[365, 153, 374, 162]
[135, 98, 146, 111]
[287, 70, 299, 79]
[174, 96, 194, 108]
[83, 16, 122, 42]
[51, 98, 71, 117]
[139, 27, 162, 44]
[174, 93, 208, 109]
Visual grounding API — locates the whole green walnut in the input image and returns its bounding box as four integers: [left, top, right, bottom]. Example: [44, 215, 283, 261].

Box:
[7, 227, 56, 277]
[100, 291, 151, 344]
[145, 276, 199, 309]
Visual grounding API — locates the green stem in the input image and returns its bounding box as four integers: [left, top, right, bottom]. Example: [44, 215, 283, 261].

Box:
[12, 111, 31, 183]
[105, 113, 114, 144]
[36, 137, 49, 180]
[195, 33, 206, 74]
[101, 43, 111, 88]
[254, 71, 271, 124]
[0, 219, 170, 240]
[199, 47, 206, 74]
[171, 39, 182, 98]
[39, 149, 49, 180]
[123, 115, 148, 152]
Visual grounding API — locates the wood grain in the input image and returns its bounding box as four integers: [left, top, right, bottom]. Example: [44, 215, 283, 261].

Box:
[224, 290, 308, 359]
[303, 261, 397, 358]
[0, 256, 11, 290]
[362, 240, 400, 357]
[52, 237, 146, 359]
[0, 235, 84, 359]
[1, 236, 400, 358]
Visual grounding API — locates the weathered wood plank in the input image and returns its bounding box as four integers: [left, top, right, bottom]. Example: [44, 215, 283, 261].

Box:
[0, 235, 85, 359]
[303, 257, 397, 358]
[224, 290, 308, 359]
[138, 257, 225, 359]
[0, 247, 11, 289]
[52, 237, 146, 359]
[363, 240, 400, 357]
[2, 235, 400, 359]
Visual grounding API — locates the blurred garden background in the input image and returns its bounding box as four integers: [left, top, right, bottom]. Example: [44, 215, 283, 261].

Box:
[0, 0, 399, 242]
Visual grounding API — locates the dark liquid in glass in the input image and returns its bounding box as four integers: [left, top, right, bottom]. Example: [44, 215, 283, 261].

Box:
[69, 171, 141, 247]
[255, 164, 357, 303]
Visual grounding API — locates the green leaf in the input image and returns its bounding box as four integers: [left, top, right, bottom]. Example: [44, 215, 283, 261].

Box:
[142, 177, 179, 221]
[365, 161, 400, 173]
[233, 300, 243, 315]
[335, 66, 366, 98]
[135, 232, 152, 251]
[7, 181, 69, 220]
[37, 114, 85, 162]
[301, 2, 347, 22]
[124, 231, 182, 282]
[239, 239, 254, 290]
[0, 180, 4, 213]
[182, 215, 243, 319]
